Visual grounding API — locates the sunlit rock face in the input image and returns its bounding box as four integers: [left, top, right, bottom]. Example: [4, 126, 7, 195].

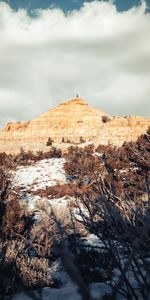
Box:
[0, 97, 149, 154]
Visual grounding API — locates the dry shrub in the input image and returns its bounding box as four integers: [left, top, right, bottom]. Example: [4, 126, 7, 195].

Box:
[0, 169, 10, 229]
[72, 245, 113, 283]
[4, 239, 55, 288]
[61, 128, 150, 298]
[16, 256, 54, 287]
[29, 198, 77, 260]
[32, 184, 98, 206]
[32, 183, 74, 198]
[34, 198, 51, 213]
[65, 127, 150, 201]
[34, 195, 88, 237]
[46, 137, 54, 146]
[15, 147, 62, 165]
[79, 136, 85, 143]
[0, 152, 15, 169]
[4, 239, 25, 265]
[0, 239, 4, 263]
[0, 147, 62, 169]
[29, 214, 60, 259]
[0, 163, 60, 291]
[1, 195, 26, 238]
[102, 115, 110, 123]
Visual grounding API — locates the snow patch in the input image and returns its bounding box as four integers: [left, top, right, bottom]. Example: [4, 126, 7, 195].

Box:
[11, 158, 66, 191]
[10, 284, 82, 300]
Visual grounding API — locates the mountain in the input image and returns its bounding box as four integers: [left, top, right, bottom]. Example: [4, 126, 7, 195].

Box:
[0, 97, 149, 154]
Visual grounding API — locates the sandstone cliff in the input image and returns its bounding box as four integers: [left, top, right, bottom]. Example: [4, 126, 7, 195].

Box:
[0, 98, 149, 154]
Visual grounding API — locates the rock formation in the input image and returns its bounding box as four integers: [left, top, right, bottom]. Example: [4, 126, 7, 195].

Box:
[0, 97, 149, 154]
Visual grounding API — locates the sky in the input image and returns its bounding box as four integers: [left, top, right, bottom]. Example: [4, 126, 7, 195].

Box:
[2, 0, 149, 12]
[0, 0, 150, 127]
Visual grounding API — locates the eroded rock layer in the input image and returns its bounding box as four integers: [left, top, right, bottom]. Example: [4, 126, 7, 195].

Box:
[0, 98, 149, 154]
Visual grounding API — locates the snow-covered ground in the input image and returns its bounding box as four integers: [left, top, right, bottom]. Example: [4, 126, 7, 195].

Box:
[11, 158, 66, 192]
[9, 158, 75, 215]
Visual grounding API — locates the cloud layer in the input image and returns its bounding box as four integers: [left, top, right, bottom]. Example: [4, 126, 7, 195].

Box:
[0, 1, 150, 126]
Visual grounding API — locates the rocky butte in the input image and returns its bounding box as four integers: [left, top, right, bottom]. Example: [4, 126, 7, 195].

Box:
[0, 97, 150, 154]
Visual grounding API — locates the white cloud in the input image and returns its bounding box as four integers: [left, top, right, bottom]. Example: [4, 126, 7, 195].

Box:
[0, 0, 150, 127]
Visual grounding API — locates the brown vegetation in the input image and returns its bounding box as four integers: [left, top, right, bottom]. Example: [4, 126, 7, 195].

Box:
[102, 115, 110, 123]
[63, 127, 150, 299]
[0, 146, 62, 170]
[46, 137, 54, 146]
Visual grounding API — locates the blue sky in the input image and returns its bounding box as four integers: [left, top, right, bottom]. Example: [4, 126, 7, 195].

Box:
[1, 0, 150, 12]
[0, 0, 150, 125]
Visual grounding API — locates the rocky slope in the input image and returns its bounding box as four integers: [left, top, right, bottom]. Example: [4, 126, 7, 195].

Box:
[0, 97, 149, 154]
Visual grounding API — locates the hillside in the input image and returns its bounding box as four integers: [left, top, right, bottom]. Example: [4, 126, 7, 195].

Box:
[0, 97, 149, 154]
